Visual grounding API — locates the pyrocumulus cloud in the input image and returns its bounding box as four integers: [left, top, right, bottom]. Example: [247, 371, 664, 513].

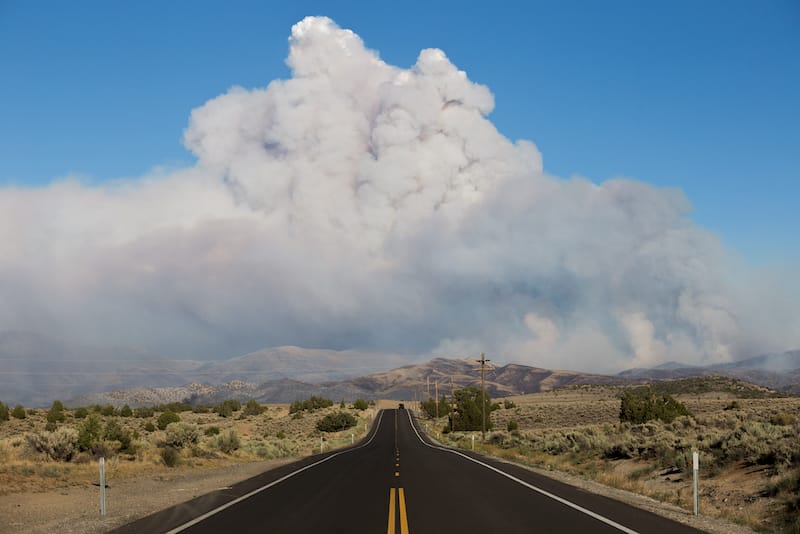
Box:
[1, 17, 797, 371]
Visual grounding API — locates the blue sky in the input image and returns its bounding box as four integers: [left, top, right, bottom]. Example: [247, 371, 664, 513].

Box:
[1, 0, 798, 266]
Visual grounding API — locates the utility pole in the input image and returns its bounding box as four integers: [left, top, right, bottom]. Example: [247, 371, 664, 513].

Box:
[450, 375, 455, 432]
[435, 380, 439, 418]
[480, 352, 491, 441]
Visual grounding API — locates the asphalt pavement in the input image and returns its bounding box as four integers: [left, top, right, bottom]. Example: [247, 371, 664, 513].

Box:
[111, 409, 702, 533]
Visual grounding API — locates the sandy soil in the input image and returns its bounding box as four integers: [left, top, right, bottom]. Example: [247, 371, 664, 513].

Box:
[0, 458, 294, 534]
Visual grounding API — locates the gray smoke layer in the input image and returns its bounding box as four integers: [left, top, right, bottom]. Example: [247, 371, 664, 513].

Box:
[0, 17, 797, 371]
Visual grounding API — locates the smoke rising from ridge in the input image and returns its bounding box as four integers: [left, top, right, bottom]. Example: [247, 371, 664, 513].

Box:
[0, 16, 797, 371]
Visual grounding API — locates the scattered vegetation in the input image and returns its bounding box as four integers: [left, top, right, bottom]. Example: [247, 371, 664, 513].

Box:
[619, 388, 691, 424]
[289, 396, 334, 414]
[316, 412, 357, 432]
[353, 398, 369, 411]
[11, 405, 26, 419]
[156, 411, 180, 430]
[213, 399, 242, 418]
[243, 399, 265, 416]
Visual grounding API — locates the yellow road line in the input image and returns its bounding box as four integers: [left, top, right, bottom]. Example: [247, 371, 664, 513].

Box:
[387, 488, 396, 534]
[398, 488, 409, 534]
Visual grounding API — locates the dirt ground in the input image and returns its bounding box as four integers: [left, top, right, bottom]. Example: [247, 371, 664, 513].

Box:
[0, 458, 294, 534]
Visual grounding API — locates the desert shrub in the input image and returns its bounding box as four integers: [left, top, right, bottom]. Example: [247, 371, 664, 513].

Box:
[160, 446, 180, 467]
[276, 430, 286, 439]
[192, 404, 211, 413]
[316, 412, 357, 432]
[507, 420, 519, 432]
[769, 413, 796, 426]
[451, 387, 496, 431]
[46, 400, 66, 424]
[78, 414, 103, 451]
[104, 419, 132, 452]
[504, 400, 516, 409]
[0, 402, 9, 421]
[619, 389, 690, 424]
[289, 396, 333, 414]
[119, 405, 133, 417]
[213, 399, 241, 418]
[216, 429, 241, 454]
[100, 405, 116, 416]
[11, 404, 26, 419]
[164, 422, 199, 448]
[243, 399, 265, 416]
[723, 400, 741, 411]
[73, 407, 89, 419]
[144, 422, 156, 432]
[134, 407, 154, 418]
[204, 426, 221, 436]
[157, 411, 180, 430]
[353, 398, 369, 411]
[421, 395, 451, 419]
[26, 427, 79, 461]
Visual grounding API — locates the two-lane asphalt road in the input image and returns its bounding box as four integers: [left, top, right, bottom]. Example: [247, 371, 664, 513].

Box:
[113, 409, 701, 533]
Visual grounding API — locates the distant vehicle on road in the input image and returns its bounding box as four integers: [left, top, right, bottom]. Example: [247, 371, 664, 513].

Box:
[398, 403, 405, 410]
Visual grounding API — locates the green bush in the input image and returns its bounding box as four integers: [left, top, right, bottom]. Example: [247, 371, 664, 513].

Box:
[144, 422, 156, 432]
[193, 404, 211, 414]
[134, 407, 154, 418]
[100, 405, 116, 417]
[213, 399, 242, 418]
[451, 387, 496, 431]
[619, 389, 691, 424]
[504, 400, 516, 409]
[157, 411, 180, 430]
[160, 446, 180, 467]
[316, 412, 357, 432]
[723, 400, 741, 411]
[353, 398, 369, 411]
[507, 420, 519, 432]
[104, 419, 132, 452]
[243, 400, 265, 416]
[216, 429, 241, 454]
[289, 396, 334, 414]
[0, 402, 9, 421]
[421, 395, 451, 419]
[11, 404, 26, 419]
[73, 407, 89, 419]
[204, 425, 221, 436]
[119, 405, 133, 417]
[164, 422, 199, 448]
[78, 414, 103, 452]
[46, 400, 66, 424]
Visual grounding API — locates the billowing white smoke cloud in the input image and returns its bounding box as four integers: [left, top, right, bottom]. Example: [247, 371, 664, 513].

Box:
[1, 17, 797, 370]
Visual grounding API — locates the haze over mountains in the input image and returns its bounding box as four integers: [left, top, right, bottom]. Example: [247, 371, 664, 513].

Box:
[2, 330, 798, 407]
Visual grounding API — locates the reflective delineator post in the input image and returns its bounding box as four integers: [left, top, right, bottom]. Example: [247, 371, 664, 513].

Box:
[472, 434, 475, 451]
[99, 457, 106, 516]
[693, 451, 699, 516]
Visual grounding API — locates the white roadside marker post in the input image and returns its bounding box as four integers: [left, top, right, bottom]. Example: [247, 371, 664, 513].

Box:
[99, 457, 106, 516]
[693, 451, 699, 516]
[351, 433, 354, 444]
[320, 436, 324, 453]
[472, 434, 475, 451]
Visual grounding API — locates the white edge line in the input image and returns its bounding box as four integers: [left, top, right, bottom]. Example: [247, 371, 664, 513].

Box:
[165, 410, 386, 534]
[405, 410, 639, 534]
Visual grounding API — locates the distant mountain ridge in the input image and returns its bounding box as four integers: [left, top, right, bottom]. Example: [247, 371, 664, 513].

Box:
[618, 350, 800, 394]
[70, 357, 640, 407]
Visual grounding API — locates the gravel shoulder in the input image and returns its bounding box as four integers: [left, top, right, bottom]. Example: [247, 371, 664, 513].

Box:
[0, 458, 294, 534]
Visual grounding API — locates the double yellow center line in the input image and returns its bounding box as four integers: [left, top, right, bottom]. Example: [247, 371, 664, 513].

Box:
[387, 487, 409, 534]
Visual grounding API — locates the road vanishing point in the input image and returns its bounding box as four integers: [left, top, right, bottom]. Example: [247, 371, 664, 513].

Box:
[112, 409, 701, 533]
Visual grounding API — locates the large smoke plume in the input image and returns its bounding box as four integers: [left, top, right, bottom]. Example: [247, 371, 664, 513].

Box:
[0, 17, 796, 371]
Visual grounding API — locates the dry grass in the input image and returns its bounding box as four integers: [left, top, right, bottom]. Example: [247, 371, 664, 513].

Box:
[0, 401, 375, 498]
[434, 386, 800, 533]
